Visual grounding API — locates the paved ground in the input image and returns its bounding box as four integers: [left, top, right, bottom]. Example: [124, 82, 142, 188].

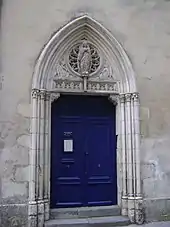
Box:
[128, 221, 170, 227]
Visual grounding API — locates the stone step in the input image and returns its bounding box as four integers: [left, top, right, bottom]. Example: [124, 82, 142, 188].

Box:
[50, 206, 121, 219]
[45, 216, 130, 227]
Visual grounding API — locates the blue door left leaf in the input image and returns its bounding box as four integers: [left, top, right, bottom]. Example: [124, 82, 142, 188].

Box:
[51, 116, 85, 207]
[51, 95, 117, 208]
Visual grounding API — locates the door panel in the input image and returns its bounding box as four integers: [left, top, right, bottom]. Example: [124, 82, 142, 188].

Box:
[51, 116, 85, 208]
[51, 95, 117, 208]
[85, 117, 117, 206]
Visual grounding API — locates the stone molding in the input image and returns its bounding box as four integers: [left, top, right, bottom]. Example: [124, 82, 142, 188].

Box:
[29, 15, 143, 226]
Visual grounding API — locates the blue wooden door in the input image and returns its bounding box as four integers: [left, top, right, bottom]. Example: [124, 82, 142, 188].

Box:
[51, 95, 117, 208]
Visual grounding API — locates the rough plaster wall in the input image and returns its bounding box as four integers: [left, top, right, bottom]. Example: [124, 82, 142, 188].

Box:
[0, 0, 170, 223]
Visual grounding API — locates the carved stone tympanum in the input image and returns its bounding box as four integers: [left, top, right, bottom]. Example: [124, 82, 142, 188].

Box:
[52, 39, 118, 93]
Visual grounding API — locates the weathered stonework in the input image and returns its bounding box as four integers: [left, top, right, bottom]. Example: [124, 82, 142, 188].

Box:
[0, 204, 28, 227]
[1, 0, 170, 226]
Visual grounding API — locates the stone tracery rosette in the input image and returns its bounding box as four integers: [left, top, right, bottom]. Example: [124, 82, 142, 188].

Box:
[68, 41, 100, 75]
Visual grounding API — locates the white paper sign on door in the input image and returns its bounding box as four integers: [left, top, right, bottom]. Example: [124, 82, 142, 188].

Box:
[64, 139, 73, 152]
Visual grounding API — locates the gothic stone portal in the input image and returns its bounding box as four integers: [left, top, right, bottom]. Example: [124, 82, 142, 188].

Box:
[29, 16, 143, 227]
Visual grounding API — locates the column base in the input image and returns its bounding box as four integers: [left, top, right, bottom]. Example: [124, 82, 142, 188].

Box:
[135, 198, 144, 224]
[28, 215, 37, 227]
[127, 197, 144, 224]
[44, 199, 50, 221]
[28, 201, 38, 227]
[28, 200, 48, 227]
[128, 198, 135, 223]
[37, 200, 45, 227]
[121, 196, 128, 216]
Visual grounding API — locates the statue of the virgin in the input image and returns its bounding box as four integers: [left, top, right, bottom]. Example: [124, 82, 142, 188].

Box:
[77, 40, 92, 76]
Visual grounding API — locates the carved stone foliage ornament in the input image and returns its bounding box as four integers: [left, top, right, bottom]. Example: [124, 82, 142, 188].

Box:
[69, 40, 100, 76]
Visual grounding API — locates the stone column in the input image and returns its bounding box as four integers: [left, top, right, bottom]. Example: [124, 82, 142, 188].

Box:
[133, 93, 144, 224]
[120, 94, 128, 216]
[47, 94, 53, 219]
[125, 93, 135, 223]
[131, 93, 137, 219]
[36, 91, 41, 202]
[37, 90, 46, 227]
[44, 92, 50, 221]
[28, 89, 39, 227]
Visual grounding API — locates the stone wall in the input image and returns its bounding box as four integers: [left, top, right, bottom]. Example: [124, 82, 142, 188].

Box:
[1, 0, 170, 226]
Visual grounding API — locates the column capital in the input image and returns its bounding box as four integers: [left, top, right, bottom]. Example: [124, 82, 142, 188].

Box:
[39, 89, 46, 100]
[119, 94, 125, 103]
[31, 89, 40, 99]
[124, 93, 132, 102]
[45, 92, 50, 101]
[132, 92, 139, 102]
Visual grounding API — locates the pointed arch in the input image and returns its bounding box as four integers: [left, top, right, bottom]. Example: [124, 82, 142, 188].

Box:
[29, 15, 144, 227]
[32, 15, 136, 93]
